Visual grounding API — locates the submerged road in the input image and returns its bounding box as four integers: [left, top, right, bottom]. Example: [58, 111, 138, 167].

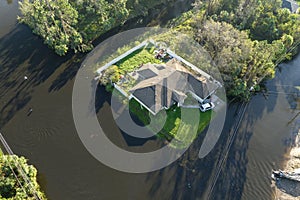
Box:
[206, 101, 249, 199]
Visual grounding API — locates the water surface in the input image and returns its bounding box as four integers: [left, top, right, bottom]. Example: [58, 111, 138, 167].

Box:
[0, 1, 299, 200]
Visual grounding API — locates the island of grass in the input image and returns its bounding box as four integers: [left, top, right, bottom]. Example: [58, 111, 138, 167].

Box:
[98, 41, 220, 148]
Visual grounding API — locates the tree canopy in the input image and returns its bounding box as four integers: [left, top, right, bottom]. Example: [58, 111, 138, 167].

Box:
[18, 0, 174, 56]
[18, 0, 129, 55]
[0, 154, 47, 200]
[170, 0, 300, 99]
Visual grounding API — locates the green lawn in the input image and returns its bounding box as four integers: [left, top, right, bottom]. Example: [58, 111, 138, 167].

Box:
[129, 99, 213, 149]
[116, 47, 162, 74]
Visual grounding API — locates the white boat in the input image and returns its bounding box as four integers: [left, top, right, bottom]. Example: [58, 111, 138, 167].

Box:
[272, 169, 300, 182]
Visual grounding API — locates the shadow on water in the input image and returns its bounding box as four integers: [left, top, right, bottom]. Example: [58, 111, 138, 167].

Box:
[211, 120, 253, 200]
[212, 56, 300, 199]
[48, 53, 87, 92]
[199, 103, 251, 200]
[145, 81, 293, 200]
[1, 25, 61, 85]
[95, 85, 158, 147]
[278, 55, 300, 110]
[143, 103, 244, 199]
[144, 126, 229, 199]
[0, 24, 82, 126]
[207, 90, 290, 200]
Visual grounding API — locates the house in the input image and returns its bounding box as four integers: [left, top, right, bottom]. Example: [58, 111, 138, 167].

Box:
[282, 0, 299, 13]
[97, 40, 221, 115]
[122, 59, 219, 115]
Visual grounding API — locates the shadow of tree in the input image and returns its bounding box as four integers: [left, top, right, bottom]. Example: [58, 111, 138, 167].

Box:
[48, 53, 85, 92]
[0, 24, 77, 126]
[210, 124, 252, 200]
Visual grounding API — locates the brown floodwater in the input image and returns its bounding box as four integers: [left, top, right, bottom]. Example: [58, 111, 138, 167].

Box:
[0, 1, 299, 200]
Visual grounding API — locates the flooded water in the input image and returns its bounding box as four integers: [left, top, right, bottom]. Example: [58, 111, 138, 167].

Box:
[211, 55, 300, 200]
[0, 1, 299, 200]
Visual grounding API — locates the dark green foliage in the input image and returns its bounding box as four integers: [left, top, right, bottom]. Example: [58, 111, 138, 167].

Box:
[18, 0, 300, 100]
[73, 0, 129, 41]
[172, 0, 300, 100]
[18, 0, 176, 56]
[18, 0, 84, 56]
[0, 154, 47, 200]
[18, 0, 129, 55]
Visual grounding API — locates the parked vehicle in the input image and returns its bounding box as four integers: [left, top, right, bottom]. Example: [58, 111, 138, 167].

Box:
[199, 102, 215, 112]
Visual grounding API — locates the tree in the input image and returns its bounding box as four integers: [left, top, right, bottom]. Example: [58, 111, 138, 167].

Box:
[187, 0, 300, 99]
[250, 11, 279, 42]
[74, 0, 129, 41]
[194, 19, 278, 99]
[18, 0, 87, 56]
[0, 154, 47, 200]
[18, 0, 129, 55]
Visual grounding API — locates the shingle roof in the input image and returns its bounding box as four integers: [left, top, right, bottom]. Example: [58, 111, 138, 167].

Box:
[129, 59, 218, 115]
[282, 0, 299, 13]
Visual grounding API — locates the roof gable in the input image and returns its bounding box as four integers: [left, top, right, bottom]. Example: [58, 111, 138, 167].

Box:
[129, 62, 217, 114]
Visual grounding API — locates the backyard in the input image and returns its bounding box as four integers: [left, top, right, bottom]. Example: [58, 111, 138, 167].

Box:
[129, 99, 213, 149]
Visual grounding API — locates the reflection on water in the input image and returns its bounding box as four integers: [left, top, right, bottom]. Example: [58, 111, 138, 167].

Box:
[211, 55, 300, 200]
[0, 0, 19, 37]
[0, 1, 299, 200]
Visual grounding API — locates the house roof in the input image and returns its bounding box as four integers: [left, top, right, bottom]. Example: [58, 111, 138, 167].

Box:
[282, 0, 299, 13]
[128, 59, 219, 115]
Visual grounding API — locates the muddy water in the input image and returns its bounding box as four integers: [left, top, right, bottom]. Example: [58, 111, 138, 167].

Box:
[211, 55, 300, 200]
[0, 1, 299, 200]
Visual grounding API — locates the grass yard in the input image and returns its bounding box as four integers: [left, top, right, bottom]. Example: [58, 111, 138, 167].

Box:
[116, 47, 162, 74]
[129, 99, 213, 149]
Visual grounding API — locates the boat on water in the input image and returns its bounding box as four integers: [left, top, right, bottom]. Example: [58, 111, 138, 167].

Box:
[272, 169, 300, 182]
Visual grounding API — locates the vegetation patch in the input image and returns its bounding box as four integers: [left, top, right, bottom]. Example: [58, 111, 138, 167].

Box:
[116, 47, 161, 73]
[18, 0, 175, 56]
[100, 46, 162, 87]
[169, 0, 300, 100]
[0, 154, 47, 200]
